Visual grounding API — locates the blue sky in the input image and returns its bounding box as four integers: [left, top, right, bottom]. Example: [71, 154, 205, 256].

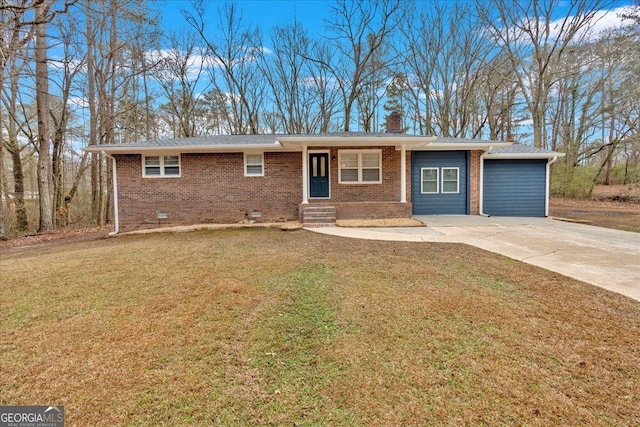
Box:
[157, 0, 636, 37]
[159, 0, 333, 36]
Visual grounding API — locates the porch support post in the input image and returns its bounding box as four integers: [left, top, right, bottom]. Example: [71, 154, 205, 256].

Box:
[302, 145, 309, 204]
[400, 144, 407, 203]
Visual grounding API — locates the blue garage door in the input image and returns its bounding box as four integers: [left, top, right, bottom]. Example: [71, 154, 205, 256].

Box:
[412, 151, 468, 215]
[483, 159, 547, 217]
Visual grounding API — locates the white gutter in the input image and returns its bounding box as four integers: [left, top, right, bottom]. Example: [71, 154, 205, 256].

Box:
[478, 146, 492, 216]
[417, 142, 511, 151]
[85, 142, 289, 154]
[484, 152, 566, 160]
[102, 151, 119, 236]
[278, 136, 436, 146]
[545, 156, 558, 217]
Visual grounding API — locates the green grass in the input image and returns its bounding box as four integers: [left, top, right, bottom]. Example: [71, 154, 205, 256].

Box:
[1, 229, 639, 426]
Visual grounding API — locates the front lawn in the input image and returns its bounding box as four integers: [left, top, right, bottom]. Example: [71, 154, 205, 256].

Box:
[1, 229, 639, 426]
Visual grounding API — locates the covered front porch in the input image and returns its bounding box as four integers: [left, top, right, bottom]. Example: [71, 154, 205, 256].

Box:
[277, 134, 433, 227]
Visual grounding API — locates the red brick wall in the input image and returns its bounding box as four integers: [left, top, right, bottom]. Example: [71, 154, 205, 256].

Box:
[469, 150, 481, 215]
[115, 152, 302, 231]
[114, 146, 417, 231]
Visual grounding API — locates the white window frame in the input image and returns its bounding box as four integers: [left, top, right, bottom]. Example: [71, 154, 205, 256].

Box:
[244, 153, 264, 177]
[142, 154, 181, 178]
[338, 149, 382, 184]
[420, 167, 439, 194]
[441, 167, 460, 194]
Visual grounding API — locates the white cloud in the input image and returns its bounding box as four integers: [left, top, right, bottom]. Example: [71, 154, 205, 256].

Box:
[558, 6, 634, 40]
[68, 96, 89, 108]
[494, 5, 635, 47]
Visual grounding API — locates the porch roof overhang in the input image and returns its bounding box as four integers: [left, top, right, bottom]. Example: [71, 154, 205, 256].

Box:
[277, 134, 436, 149]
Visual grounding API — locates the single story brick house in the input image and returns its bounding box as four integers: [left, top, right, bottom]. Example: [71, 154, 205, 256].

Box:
[84, 114, 564, 233]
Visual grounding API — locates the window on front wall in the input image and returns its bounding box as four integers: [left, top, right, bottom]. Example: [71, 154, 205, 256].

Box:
[143, 155, 181, 177]
[421, 168, 439, 194]
[244, 153, 264, 176]
[339, 150, 381, 184]
[442, 167, 459, 193]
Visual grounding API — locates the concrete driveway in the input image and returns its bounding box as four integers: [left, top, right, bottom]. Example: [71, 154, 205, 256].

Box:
[310, 216, 640, 302]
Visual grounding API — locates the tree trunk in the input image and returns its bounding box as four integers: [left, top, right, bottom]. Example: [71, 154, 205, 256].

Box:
[9, 147, 29, 232]
[0, 119, 5, 239]
[52, 123, 65, 227]
[66, 151, 90, 203]
[4, 70, 29, 233]
[86, 1, 101, 224]
[35, 2, 53, 232]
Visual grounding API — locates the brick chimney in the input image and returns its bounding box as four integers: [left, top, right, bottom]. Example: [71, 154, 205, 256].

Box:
[385, 111, 402, 133]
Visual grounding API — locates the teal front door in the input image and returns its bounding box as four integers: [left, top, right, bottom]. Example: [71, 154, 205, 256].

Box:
[309, 153, 330, 198]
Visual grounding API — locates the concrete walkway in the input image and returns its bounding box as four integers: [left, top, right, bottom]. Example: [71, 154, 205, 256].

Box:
[309, 216, 640, 302]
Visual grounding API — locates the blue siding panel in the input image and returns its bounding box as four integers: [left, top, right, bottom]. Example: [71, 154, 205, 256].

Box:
[411, 151, 468, 214]
[483, 159, 547, 217]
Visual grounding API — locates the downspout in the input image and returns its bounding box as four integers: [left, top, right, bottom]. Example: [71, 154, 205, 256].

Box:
[400, 144, 407, 203]
[102, 151, 119, 236]
[545, 156, 558, 217]
[478, 146, 492, 216]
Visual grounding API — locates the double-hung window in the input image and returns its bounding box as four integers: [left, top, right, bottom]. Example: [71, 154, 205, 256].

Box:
[441, 167, 459, 193]
[421, 168, 439, 194]
[339, 150, 381, 184]
[244, 153, 264, 176]
[143, 155, 181, 177]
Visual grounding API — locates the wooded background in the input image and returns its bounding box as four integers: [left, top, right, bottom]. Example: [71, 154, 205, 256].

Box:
[1, 0, 638, 237]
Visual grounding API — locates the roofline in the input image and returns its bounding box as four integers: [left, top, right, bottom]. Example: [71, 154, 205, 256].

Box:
[484, 152, 566, 159]
[83, 138, 566, 156]
[277, 135, 436, 149]
[83, 142, 288, 154]
[412, 142, 512, 151]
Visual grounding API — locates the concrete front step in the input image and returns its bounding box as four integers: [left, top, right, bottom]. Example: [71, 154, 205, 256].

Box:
[303, 216, 336, 223]
[303, 222, 336, 228]
[302, 206, 336, 227]
[304, 211, 337, 218]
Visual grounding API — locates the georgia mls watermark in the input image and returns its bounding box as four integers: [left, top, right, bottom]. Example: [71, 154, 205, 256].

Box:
[0, 406, 64, 427]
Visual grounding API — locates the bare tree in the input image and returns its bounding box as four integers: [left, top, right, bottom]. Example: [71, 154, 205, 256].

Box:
[355, 32, 390, 132]
[0, 109, 5, 239]
[257, 20, 310, 134]
[307, 0, 403, 131]
[34, 0, 54, 231]
[476, 51, 521, 141]
[478, 0, 615, 148]
[154, 31, 211, 138]
[47, 12, 87, 227]
[255, 19, 341, 134]
[400, 1, 503, 138]
[1, 4, 34, 233]
[82, 0, 160, 224]
[184, 1, 265, 134]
